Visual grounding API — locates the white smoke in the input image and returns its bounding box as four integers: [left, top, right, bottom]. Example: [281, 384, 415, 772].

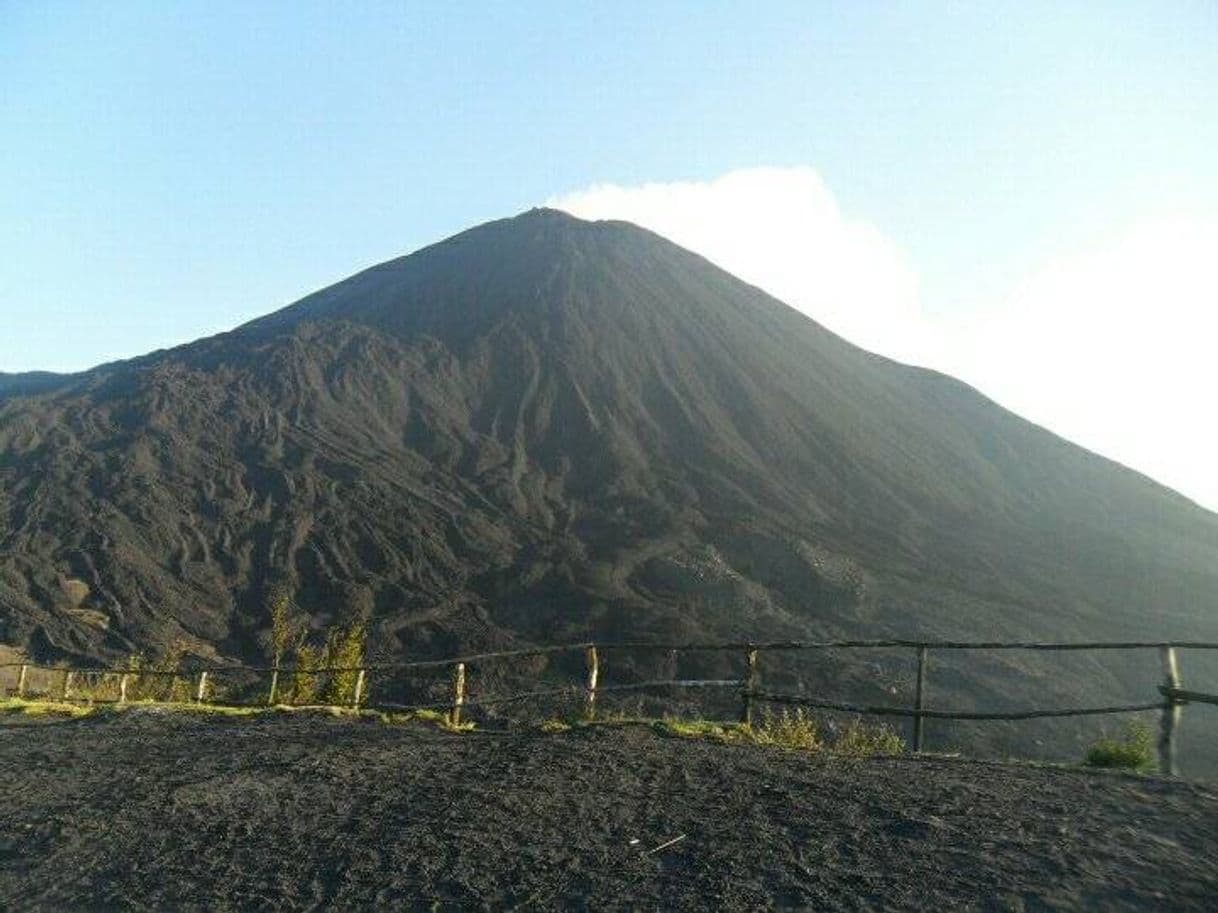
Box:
[549, 168, 1218, 510]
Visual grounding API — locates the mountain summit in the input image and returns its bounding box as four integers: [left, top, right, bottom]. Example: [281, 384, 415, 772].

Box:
[2, 209, 1216, 712]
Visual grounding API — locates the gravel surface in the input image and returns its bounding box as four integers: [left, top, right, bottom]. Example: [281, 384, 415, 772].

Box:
[1, 711, 1216, 911]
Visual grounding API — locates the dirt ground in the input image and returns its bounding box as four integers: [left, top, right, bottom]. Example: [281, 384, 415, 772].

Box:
[1, 710, 1215, 912]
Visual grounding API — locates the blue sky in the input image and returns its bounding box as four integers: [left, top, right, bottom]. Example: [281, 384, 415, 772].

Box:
[2, 2, 1217, 505]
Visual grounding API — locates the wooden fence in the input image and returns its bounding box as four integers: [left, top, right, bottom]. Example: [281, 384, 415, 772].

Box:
[3, 639, 1218, 775]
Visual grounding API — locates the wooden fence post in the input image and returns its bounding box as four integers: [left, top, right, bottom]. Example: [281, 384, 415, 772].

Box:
[267, 666, 280, 706]
[913, 646, 928, 752]
[119, 673, 129, 703]
[450, 662, 466, 727]
[1159, 646, 1182, 776]
[741, 647, 759, 726]
[352, 668, 366, 709]
[195, 671, 208, 704]
[16, 664, 27, 698]
[584, 646, 599, 720]
[61, 670, 73, 702]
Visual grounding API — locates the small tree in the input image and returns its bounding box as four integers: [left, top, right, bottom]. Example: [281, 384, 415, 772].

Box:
[263, 583, 367, 706]
[267, 583, 300, 668]
[281, 641, 325, 705]
[322, 621, 367, 705]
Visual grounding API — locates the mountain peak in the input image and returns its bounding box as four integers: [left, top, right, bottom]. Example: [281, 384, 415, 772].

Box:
[515, 205, 584, 222]
[3, 207, 1217, 774]
[245, 205, 744, 344]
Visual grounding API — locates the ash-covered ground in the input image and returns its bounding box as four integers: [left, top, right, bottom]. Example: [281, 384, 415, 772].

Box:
[1, 710, 1215, 911]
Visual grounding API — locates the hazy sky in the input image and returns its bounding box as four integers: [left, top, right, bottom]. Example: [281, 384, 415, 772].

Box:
[2, 3, 1216, 507]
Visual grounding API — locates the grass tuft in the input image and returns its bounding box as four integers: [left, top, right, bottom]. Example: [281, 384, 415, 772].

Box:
[831, 718, 905, 756]
[0, 695, 899, 760]
[1085, 722, 1154, 772]
[1, 697, 95, 717]
[532, 709, 905, 759]
[752, 708, 823, 751]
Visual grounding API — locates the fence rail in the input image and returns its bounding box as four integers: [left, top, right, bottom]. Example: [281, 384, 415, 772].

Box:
[6, 639, 1218, 677]
[3, 639, 1216, 775]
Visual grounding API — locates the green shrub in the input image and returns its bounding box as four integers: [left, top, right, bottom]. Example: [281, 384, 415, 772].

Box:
[1086, 723, 1154, 771]
[125, 644, 192, 702]
[275, 621, 367, 706]
[65, 670, 121, 703]
[753, 708, 823, 751]
[832, 718, 905, 756]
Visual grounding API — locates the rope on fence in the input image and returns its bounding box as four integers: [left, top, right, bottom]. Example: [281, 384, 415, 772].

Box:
[749, 690, 1169, 721]
[4, 641, 1216, 767]
[3, 638, 1218, 678]
[560, 639, 1218, 653]
[375, 678, 744, 715]
[1161, 686, 1218, 707]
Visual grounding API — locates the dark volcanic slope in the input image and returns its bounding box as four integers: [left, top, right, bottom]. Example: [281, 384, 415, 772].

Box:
[1, 209, 1217, 711]
[0, 373, 67, 397]
[2, 713, 1216, 912]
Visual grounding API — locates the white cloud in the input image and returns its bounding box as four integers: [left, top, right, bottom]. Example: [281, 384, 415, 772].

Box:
[948, 215, 1218, 510]
[549, 168, 1218, 510]
[548, 167, 938, 366]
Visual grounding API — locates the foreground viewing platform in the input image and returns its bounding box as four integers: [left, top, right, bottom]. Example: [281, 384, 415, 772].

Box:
[0, 709, 1215, 911]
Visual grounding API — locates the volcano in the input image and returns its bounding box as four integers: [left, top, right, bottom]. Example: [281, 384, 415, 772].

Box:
[2, 209, 1217, 756]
